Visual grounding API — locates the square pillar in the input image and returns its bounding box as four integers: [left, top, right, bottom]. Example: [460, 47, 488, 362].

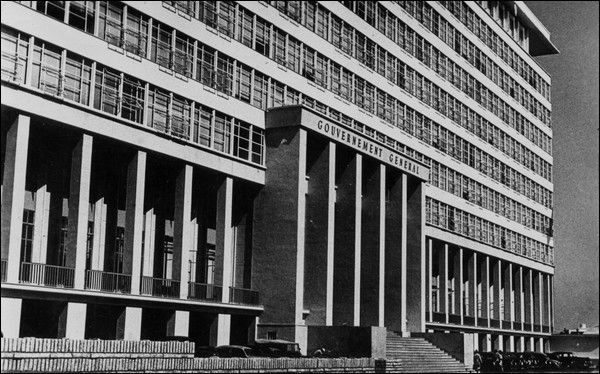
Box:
[504, 263, 513, 328]
[215, 314, 231, 346]
[326, 143, 336, 325]
[524, 269, 533, 329]
[515, 266, 524, 326]
[1, 114, 30, 283]
[400, 173, 408, 332]
[378, 164, 386, 327]
[494, 259, 502, 323]
[546, 274, 552, 332]
[405, 175, 425, 332]
[536, 272, 544, 329]
[31, 185, 50, 264]
[142, 208, 156, 276]
[91, 198, 107, 271]
[453, 247, 464, 323]
[468, 251, 478, 322]
[58, 302, 87, 339]
[507, 335, 515, 352]
[1, 297, 22, 338]
[353, 154, 363, 326]
[167, 310, 189, 338]
[517, 336, 525, 352]
[480, 256, 490, 326]
[123, 151, 146, 295]
[427, 238, 433, 322]
[66, 134, 93, 289]
[173, 164, 193, 299]
[439, 243, 449, 323]
[484, 333, 492, 352]
[385, 168, 405, 331]
[529, 336, 535, 351]
[116, 306, 142, 340]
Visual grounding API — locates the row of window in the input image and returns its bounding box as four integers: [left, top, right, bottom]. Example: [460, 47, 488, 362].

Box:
[268, 0, 553, 178]
[477, 0, 529, 48]
[1, 26, 265, 166]
[8, 4, 554, 215]
[426, 198, 553, 265]
[392, 1, 551, 127]
[429, 161, 552, 235]
[18, 1, 554, 188]
[438, 1, 551, 103]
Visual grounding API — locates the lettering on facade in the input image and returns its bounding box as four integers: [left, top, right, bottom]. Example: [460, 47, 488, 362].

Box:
[310, 119, 428, 180]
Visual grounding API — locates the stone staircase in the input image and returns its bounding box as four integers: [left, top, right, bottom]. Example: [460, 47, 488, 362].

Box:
[386, 332, 471, 373]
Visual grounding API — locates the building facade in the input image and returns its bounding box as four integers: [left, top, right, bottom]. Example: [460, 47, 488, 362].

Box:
[1, 1, 557, 354]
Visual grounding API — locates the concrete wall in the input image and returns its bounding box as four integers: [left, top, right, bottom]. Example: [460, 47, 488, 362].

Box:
[413, 332, 475, 368]
[307, 326, 386, 359]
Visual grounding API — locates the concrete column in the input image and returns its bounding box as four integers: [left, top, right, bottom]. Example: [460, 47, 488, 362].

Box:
[326, 143, 336, 325]
[468, 251, 478, 322]
[1, 114, 30, 283]
[378, 164, 386, 327]
[528, 336, 535, 352]
[116, 306, 142, 340]
[439, 243, 449, 323]
[494, 334, 503, 350]
[58, 302, 87, 339]
[123, 151, 146, 295]
[517, 336, 525, 352]
[537, 272, 543, 329]
[480, 256, 490, 326]
[538, 337, 544, 353]
[400, 173, 408, 332]
[484, 333, 492, 352]
[66, 134, 93, 289]
[359, 159, 383, 327]
[173, 164, 193, 299]
[524, 269, 533, 329]
[385, 169, 405, 331]
[405, 175, 425, 332]
[427, 238, 433, 322]
[0, 297, 22, 337]
[454, 247, 464, 323]
[546, 274, 552, 332]
[214, 176, 234, 345]
[142, 208, 156, 276]
[493, 259, 502, 322]
[353, 154, 362, 327]
[167, 310, 189, 338]
[504, 263, 513, 328]
[91, 198, 107, 270]
[507, 335, 515, 352]
[31, 185, 50, 263]
[304, 140, 335, 326]
[515, 266, 524, 327]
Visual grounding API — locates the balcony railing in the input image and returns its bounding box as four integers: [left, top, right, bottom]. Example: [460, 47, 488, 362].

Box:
[463, 316, 476, 326]
[85, 269, 131, 294]
[229, 287, 260, 305]
[19, 262, 74, 288]
[542, 325, 551, 333]
[490, 319, 501, 328]
[513, 321, 523, 331]
[140, 276, 180, 298]
[1, 259, 7, 282]
[188, 282, 222, 302]
[524, 322, 532, 331]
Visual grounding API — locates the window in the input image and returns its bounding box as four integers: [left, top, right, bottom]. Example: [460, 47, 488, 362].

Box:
[93, 65, 120, 115]
[216, 53, 233, 95]
[69, 1, 95, 34]
[196, 44, 215, 87]
[237, 7, 253, 48]
[173, 33, 194, 77]
[98, 1, 123, 47]
[63, 52, 92, 105]
[171, 95, 192, 140]
[302, 47, 315, 81]
[213, 113, 231, 153]
[255, 19, 270, 57]
[252, 71, 268, 109]
[31, 40, 62, 96]
[194, 105, 212, 147]
[217, 1, 235, 36]
[233, 119, 251, 161]
[123, 8, 148, 57]
[151, 23, 172, 69]
[234, 63, 252, 103]
[199, 1, 218, 29]
[121, 76, 145, 124]
[1, 27, 29, 83]
[147, 87, 170, 133]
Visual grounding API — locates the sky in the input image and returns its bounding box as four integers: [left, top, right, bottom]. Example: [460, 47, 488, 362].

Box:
[526, 1, 599, 331]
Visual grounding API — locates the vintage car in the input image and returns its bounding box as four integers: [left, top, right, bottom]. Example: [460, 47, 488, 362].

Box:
[251, 339, 303, 358]
[548, 351, 593, 369]
[213, 345, 258, 358]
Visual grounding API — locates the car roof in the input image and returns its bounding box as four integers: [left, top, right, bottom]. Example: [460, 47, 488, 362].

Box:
[254, 339, 298, 344]
[215, 345, 251, 349]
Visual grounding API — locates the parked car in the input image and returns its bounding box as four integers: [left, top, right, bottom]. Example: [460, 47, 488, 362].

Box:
[548, 351, 593, 369]
[214, 345, 258, 358]
[502, 352, 525, 371]
[522, 351, 561, 370]
[252, 339, 303, 358]
[194, 346, 216, 358]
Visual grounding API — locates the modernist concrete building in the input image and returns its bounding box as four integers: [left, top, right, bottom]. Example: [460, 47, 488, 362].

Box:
[1, 1, 557, 354]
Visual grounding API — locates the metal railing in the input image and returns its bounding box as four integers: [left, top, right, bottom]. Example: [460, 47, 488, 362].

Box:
[19, 262, 74, 288]
[140, 276, 180, 298]
[1, 259, 7, 282]
[432, 312, 446, 323]
[463, 316, 476, 326]
[188, 282, 222, 302]
[85, 269, 131, 294]
[448, 314, 461, 324]
[229, 287, 260, 305]
[490, 319, 501, 328]
[524, 322, 532, 331]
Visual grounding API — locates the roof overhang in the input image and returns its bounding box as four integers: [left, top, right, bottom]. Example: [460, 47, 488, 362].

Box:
[514, 1, 560, 56]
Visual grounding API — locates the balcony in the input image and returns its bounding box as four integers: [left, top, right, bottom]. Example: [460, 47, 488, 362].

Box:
[1, 259, 6, 282]
[502, 320, 512, 329]
[524, 322, 532, 331]
[542, 325, 551, 333]
[229, 287, 260, 305]
[513, 321, 523, 331]
[140, 276, 180, 298]
[85, 270, 131, 294]
[490, 319, 501, 328]
[19, 262, 74, 288]
[188, 282, 222, 302]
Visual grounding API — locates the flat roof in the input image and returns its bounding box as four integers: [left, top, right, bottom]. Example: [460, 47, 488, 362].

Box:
[514, 1, 560, 56]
